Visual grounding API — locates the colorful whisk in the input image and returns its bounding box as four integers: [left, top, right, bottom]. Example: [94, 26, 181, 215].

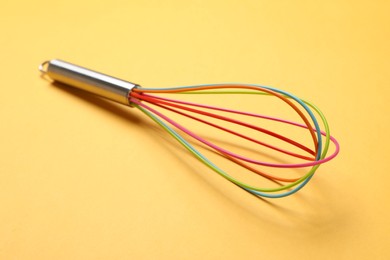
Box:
[39, 59, 339, 198]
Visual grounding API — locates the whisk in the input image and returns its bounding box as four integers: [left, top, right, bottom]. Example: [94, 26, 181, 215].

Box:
[39, 59, 339, 198]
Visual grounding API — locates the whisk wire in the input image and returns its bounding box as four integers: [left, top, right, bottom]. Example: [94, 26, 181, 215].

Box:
[130, 96, 338, 198]
[130, 84, 339, 198]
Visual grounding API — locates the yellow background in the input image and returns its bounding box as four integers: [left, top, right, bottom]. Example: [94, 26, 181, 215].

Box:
[1, 0, 389, 259]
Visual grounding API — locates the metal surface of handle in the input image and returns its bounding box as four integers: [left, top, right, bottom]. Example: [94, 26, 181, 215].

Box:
[40, 59, 139, 105]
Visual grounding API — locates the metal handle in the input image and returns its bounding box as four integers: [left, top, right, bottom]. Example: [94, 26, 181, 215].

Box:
[39, 59, 139, 105]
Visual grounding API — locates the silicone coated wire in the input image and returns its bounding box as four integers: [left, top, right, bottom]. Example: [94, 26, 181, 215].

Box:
[130, 84, 339, 198]
[130, 97, 339, 198]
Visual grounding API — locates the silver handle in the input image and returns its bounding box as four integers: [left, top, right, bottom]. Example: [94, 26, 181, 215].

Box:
[40, 59, 139, 105]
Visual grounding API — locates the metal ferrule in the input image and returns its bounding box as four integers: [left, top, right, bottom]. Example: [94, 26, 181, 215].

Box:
[39, 59, 139, 105]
